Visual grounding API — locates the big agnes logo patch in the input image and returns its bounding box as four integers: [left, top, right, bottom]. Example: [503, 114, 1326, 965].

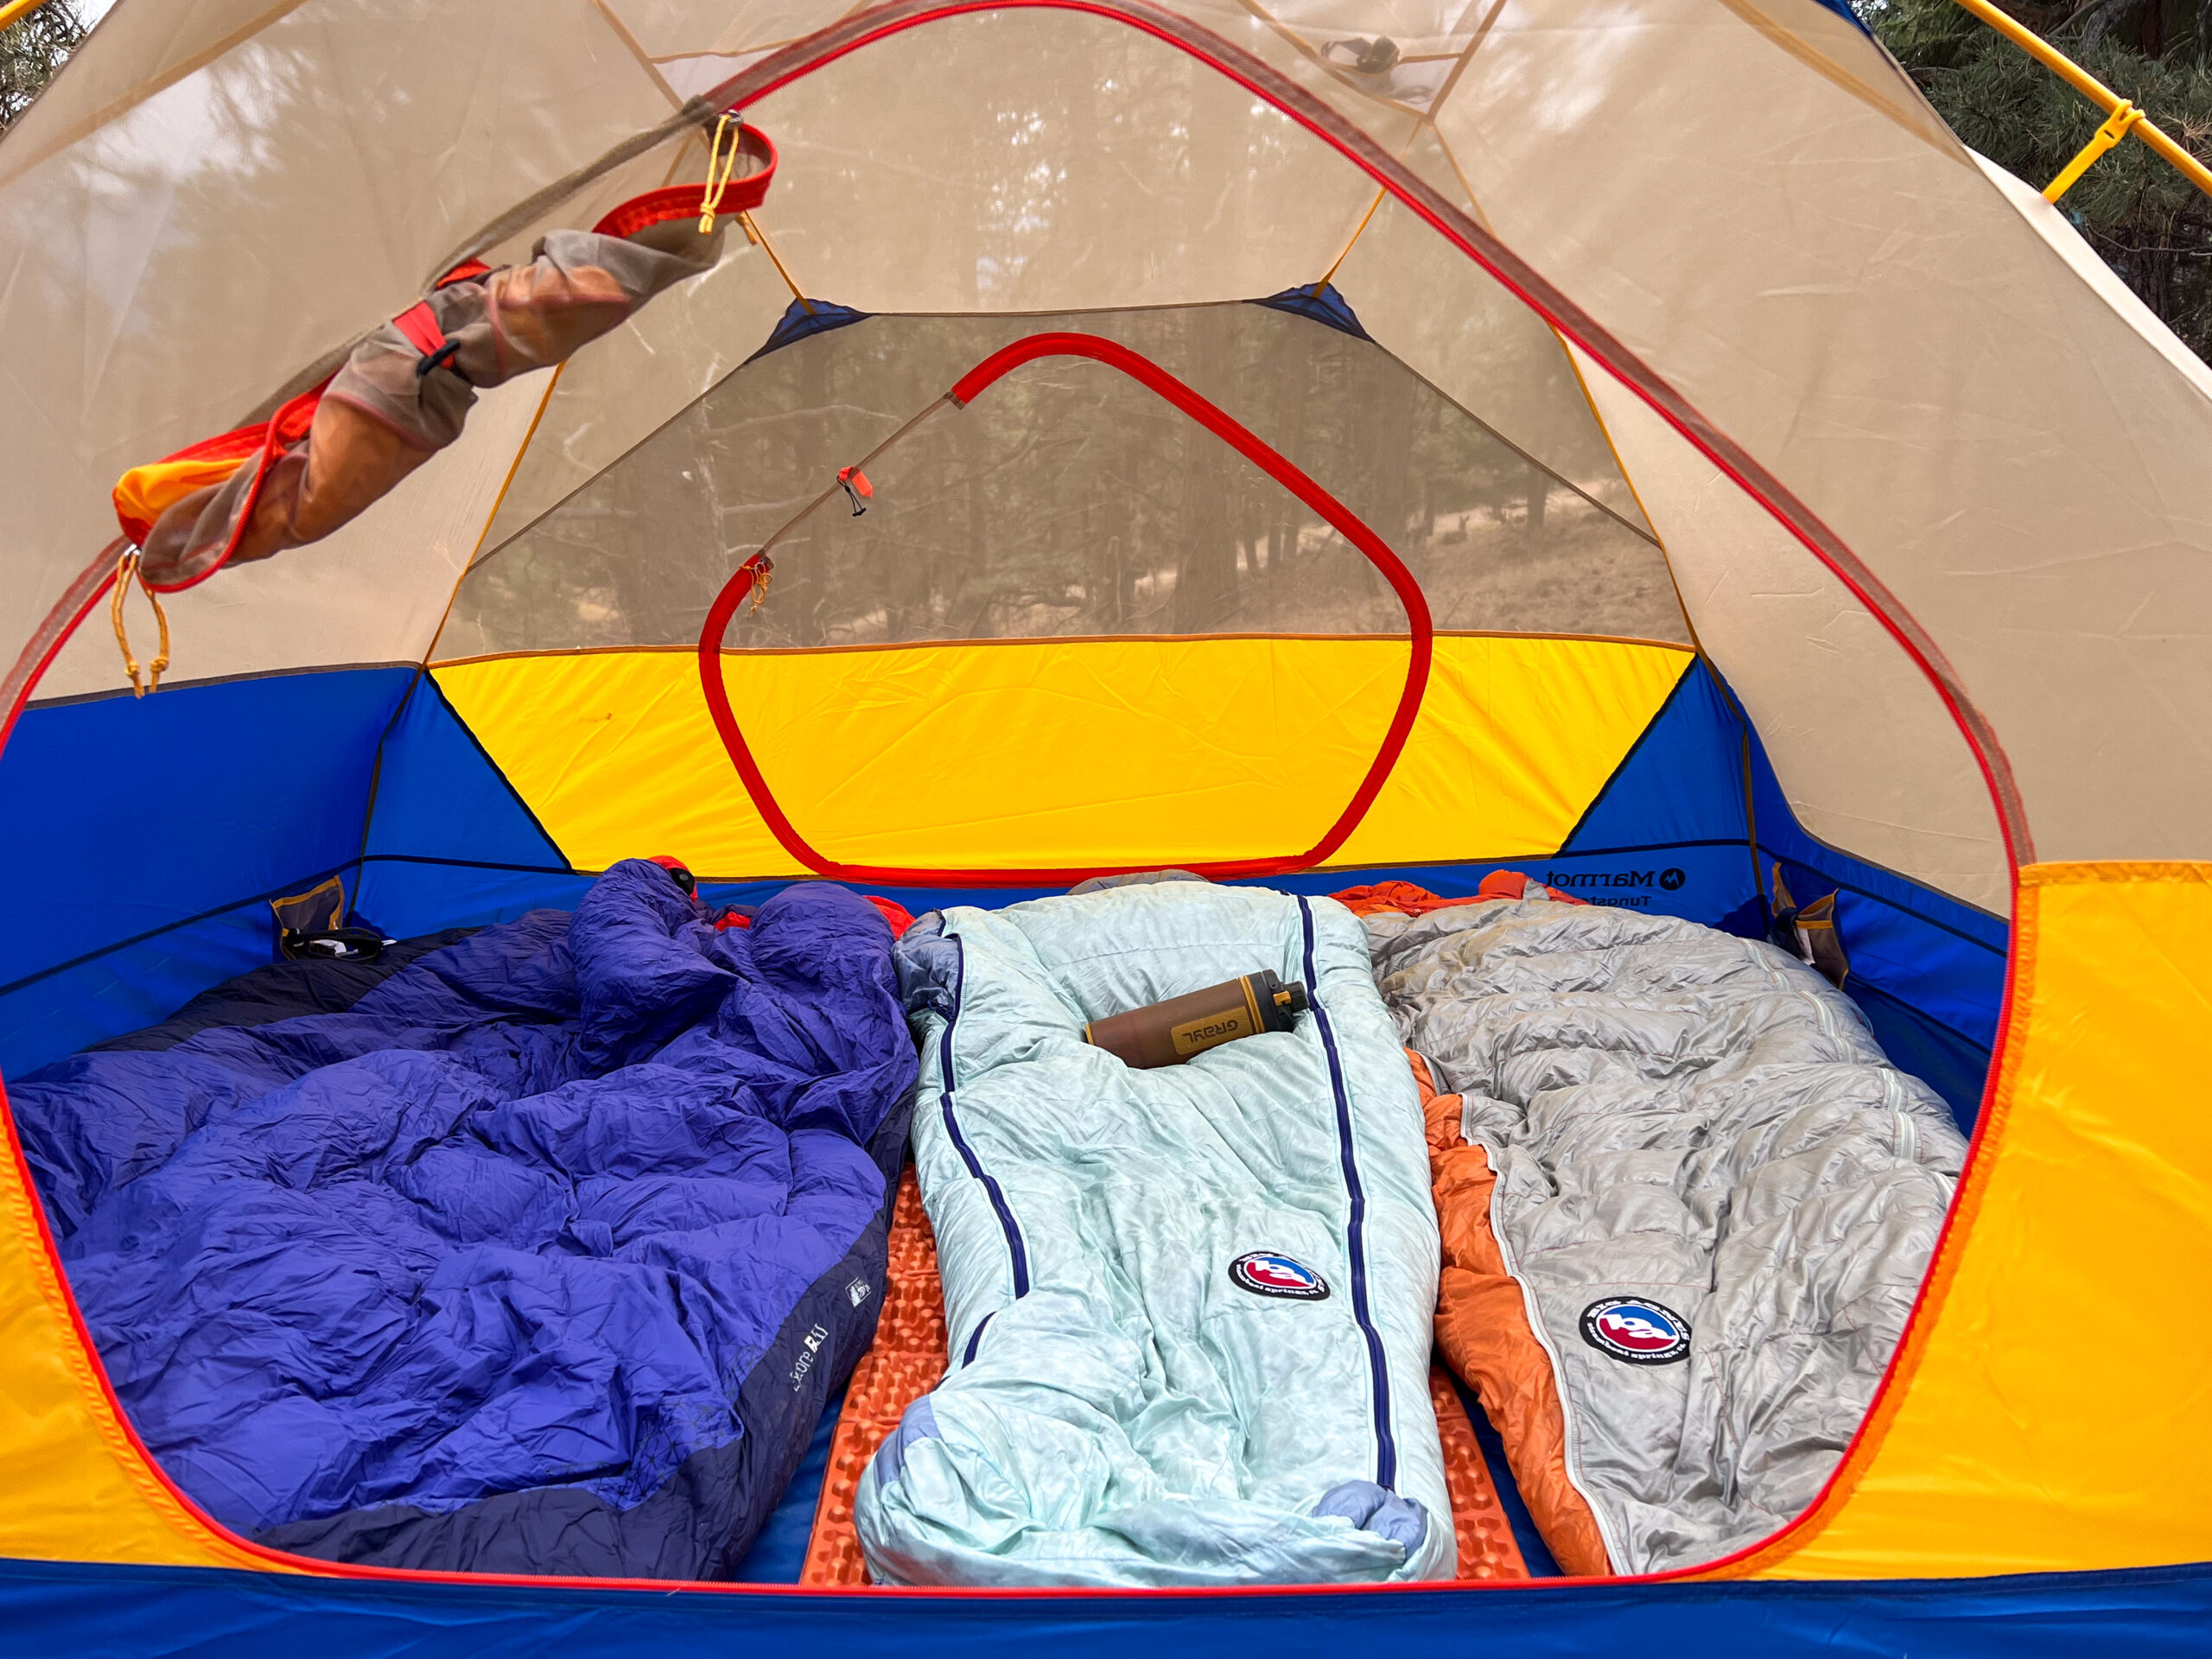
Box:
[1228, 1251, 1331, 1301]
[1580, 1298, 1692, 1365]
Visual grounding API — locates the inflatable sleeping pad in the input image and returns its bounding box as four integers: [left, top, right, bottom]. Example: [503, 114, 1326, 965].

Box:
[858, 882, 1453, 1587]
[10, 861, 919, 1579]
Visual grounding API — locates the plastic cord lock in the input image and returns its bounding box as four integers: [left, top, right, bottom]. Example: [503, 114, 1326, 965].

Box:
[836, 466, 874, 517]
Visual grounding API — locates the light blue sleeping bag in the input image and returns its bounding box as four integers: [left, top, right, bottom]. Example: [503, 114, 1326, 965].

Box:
[855, 882, 1453, 1587]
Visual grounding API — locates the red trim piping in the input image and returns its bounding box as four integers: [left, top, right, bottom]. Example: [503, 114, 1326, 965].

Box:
[0, 548, 120, 760]
[0, 1071, 272, 1572]
[696, 331, 1434, 887]
[0, 0, 2031, 1599]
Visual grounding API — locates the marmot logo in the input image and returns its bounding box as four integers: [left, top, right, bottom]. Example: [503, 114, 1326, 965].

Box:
[1542, 867, 1691, 910]
[1544, 868, 1687, 892]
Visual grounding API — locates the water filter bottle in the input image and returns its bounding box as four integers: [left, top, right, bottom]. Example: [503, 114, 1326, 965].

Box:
[1081, 970, 1309, 1069]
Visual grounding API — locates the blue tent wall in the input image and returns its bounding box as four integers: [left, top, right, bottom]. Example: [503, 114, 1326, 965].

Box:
[1510, 656, 2005, 1129]
[1741, 723, 2009, 1128]
[352, 674, 583, 940]
[0, 668, 414, 1077]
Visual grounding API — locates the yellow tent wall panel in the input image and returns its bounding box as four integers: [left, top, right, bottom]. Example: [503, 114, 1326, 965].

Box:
[1332, 635, 1689, 869]
[0, 1105, 270, 1569]
[432, 635, 1691, 877]
[1733, 862, 2212, 1579]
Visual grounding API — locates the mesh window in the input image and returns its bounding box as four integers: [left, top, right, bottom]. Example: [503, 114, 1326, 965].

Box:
[435, 301, 1685, 659]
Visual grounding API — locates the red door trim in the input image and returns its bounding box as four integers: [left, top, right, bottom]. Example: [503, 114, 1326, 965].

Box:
[696, 331, 1433, 887]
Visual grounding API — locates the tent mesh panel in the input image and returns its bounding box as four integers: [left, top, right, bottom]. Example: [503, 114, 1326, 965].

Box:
[436, 302, 1687, 659]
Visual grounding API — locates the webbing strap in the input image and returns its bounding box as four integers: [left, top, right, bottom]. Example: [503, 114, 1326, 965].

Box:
[390, 301, 446, 359]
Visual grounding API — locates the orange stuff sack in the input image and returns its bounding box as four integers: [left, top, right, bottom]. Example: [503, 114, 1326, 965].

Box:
[1410, 1049, 1612, 1577]
[1333, 873, 1588, 920]
[114, 123, 775, 594]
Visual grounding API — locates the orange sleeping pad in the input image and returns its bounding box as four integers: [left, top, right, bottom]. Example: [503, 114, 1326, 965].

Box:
[800, 1166, 1529, 1584]
[799, 1166, 947, 1586]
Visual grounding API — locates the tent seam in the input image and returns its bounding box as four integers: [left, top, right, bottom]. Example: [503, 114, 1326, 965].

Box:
[359, 364, 570, 899]
[434, 633, 1694, 668]
[417, 364, 565, 668]
[1227, 0, 1442, 124]
[2017, 859, 2212, 886]
[0, 860, 365, 1001]
[1420, 0, 1511, 127]
[409, 674, 576, 872]
[1551, 334, 1758, 905]
[1549, 655, 1697, 854]
[1708, 0, 1967, 158]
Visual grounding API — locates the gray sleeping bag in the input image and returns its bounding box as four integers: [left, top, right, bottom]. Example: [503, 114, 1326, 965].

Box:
[1365, 891, 1966, 1573]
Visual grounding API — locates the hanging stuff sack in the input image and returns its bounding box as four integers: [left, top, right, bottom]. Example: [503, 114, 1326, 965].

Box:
[104, 114, 776, 682]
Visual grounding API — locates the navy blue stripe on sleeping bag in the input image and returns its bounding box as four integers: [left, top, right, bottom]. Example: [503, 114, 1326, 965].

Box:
[961, 1312, 994, 1367]
[1297, 896, 1396, 1491]
[936, 935, 1032, 1306]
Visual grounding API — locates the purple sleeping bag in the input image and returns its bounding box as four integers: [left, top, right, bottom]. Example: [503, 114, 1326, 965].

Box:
[10, 861, 918, 1579]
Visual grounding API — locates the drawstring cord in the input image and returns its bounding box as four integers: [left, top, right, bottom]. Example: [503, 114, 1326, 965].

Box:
[110, 547, 170, 697]
[742, 551, 773, 613]
[699, 114, 745, 232]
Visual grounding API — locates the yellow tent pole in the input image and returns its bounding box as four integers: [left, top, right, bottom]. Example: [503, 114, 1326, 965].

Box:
[0, 0, 54, 29]
[1948, 0, 2212, 203]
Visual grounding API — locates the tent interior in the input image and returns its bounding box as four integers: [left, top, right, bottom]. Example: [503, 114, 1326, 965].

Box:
[3, 0, 2201, 1622]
